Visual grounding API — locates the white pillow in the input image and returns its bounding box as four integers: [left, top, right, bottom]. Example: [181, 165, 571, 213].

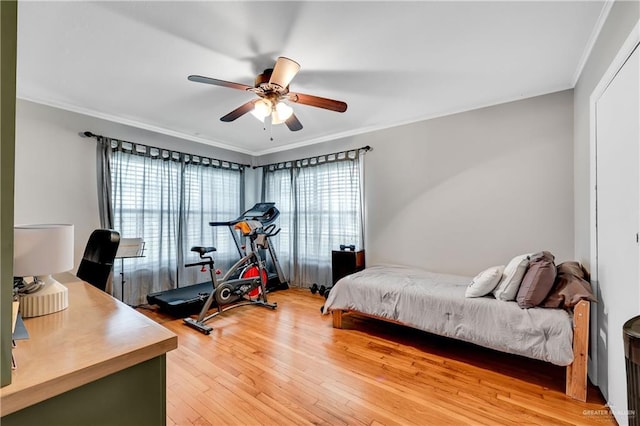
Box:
[492, 254, 531, 301]
[465, 266, 505, 298]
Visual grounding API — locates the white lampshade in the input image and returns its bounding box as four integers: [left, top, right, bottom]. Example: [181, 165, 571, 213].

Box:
[14, 224, 74, 276]
[272, 102, 293, 125]
[250, 99, 272, 122]
[269, 57, 300, 89]
[276, 102, 293, 119]
[14, 224, 74, 317]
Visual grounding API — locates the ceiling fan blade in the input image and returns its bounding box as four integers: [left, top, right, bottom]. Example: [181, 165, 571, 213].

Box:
[220, 100, 256, 122]
[188, 75, 252, 91]
[269, 57, 300, 89]
[285, 113, 303, 131]
[289, 92, 347, 113]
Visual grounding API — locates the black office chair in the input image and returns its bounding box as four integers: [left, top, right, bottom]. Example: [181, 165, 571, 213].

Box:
[77, 229, 121, 292]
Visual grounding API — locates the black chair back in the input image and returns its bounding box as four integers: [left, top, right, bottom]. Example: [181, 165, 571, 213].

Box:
[77, 229, 121, 291]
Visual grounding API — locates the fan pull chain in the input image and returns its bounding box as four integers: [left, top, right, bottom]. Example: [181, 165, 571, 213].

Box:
[265, 114, 274, 141]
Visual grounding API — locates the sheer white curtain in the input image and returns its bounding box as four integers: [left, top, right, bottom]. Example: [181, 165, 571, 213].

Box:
[111, 147, 181, 305]
[180, 162, 242, 287]
[263, 167, 294, 281]
[263, 150, 364, 288]
[107, 142, 244, 305]
[295, 159, 363, 287]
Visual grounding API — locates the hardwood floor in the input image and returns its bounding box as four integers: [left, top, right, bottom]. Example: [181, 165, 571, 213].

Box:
[139, 288, 616, 425]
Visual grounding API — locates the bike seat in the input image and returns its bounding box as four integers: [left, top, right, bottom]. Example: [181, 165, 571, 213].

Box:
[190, 246, 217, 255]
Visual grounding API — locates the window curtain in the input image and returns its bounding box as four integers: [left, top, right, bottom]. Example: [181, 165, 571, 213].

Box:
[263, 149, 365, 288]
[97, 138, 244, 305]
[262, 167, 295, 281]
[180, 161, 242, 287]
[96, 137, 113, 229]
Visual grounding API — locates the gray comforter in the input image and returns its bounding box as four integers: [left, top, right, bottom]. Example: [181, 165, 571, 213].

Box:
[323, 264, 574, 366]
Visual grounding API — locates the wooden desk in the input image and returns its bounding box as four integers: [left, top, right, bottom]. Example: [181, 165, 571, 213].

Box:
[0, 275, 177, 425]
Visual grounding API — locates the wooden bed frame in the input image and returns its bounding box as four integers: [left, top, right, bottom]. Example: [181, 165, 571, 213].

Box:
[331, 299, 591, 402]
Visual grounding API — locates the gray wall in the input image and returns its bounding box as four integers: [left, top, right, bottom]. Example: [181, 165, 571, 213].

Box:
[572, 0, 640, 415]
[257, 90, 575, 277]
[16, 90, 575, 281]
[14, 99, 253, 272]
[574, 1, 640, 270]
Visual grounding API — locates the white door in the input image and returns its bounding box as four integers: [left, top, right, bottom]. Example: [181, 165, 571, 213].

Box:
[596, 44, 640, 425]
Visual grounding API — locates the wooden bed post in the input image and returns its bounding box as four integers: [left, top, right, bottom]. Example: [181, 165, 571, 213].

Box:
[332, 310, 343, 329]
[566, 300, 590, 402]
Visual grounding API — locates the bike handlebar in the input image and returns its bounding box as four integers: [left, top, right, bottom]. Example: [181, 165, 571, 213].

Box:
[263, 224, 280, 237]
[185, 260, 213, 268]
[267, 227, 281, 237]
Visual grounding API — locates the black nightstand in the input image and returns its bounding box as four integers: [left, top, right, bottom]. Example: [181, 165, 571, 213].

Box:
[331, 249, 365, 284]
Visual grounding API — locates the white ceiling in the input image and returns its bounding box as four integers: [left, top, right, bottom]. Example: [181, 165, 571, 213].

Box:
[17, 1, 608, 156]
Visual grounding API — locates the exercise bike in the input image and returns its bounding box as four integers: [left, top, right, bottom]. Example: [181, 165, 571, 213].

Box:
[183, 220, 278, 335]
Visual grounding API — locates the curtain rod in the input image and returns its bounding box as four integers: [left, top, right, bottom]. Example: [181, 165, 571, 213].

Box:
[255, 145, 371, 169]
[80, 131, 252, 168]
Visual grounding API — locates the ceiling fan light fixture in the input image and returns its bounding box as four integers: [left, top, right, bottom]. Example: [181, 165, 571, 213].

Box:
[275, 102, 293, 120]
[250, 99, 271, 121]
[271, 111, 285, 125]
[269, 57, 301, 89]
[272, 102, 293, 125]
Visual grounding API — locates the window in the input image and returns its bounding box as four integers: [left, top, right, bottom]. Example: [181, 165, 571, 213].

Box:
[263, 168, 294, 276]
[181, 162, 242, 286]
[107, 142, 243, 305]
[263, 150, 364, 287]
[112, 150, 181, 280]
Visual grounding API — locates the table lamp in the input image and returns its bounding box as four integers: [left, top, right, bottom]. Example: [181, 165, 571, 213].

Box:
[13, 224, 74, 318]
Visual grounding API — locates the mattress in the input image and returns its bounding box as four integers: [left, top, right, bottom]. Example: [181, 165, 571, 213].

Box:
[323, 264, 574, 366]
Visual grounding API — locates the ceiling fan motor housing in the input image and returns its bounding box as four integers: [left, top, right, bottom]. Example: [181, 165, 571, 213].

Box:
[255, 68, 289, 94]
[255, 69, 272, 88]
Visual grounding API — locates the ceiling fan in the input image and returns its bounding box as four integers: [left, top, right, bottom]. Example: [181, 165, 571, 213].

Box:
[188, 57, 347, 132]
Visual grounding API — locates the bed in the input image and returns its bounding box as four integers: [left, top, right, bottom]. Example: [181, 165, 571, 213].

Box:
[322, 264, 590, 401]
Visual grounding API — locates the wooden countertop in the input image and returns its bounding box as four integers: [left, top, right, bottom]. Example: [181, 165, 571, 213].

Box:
[0, 275, 178, 416]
